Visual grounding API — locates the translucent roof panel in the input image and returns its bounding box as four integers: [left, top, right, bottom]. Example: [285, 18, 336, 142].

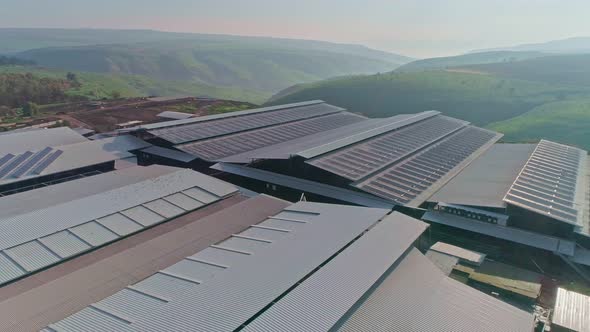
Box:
[149, 102, 344, 144]
[307, 115, 468, 181]
[355, 126, 501, 207]
[504, 140, 588, 225]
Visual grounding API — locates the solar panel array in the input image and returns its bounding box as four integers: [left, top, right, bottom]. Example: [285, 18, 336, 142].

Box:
[149, 103, 343, 144]
[177, 113, 365, 161]
[354, 127, 499, 205]
[307, 116, 468, 181]
[504, 140, 587, 224]
[0, 185, 227, 286]
[0, 147, 63, 180]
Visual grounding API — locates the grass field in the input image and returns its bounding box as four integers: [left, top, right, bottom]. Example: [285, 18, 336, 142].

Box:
[488, 98, 590, 149]
[268, 70, 590, 126]
[0, 65, 266, 103]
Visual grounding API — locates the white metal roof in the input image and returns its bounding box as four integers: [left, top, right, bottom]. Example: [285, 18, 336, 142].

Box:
[297, 110, 440, 159]
[430, 242, 486, 266]
[0, 165, 180, 219]
[504, 140, 588, 225]
[0, 168, 237, 285]
[141, 100, 328, 130]
[156, 111, 194, 120]
[553, 288, 590, 332]
[0, 127, 87, 156]
[428, 143, 536, 208]
[141, 146, 197, 163]
[46, 202, 390, 331]
[0, 135, 151, 186]
[241, 212, 428, 331]
[335, 248, 534, 332]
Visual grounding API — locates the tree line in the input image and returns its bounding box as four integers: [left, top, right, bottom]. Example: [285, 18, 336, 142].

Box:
[0, 72, 74, 108]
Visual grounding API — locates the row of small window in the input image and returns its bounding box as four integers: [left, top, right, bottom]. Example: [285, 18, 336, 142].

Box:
[0, 186, 220, 285]
[435, 205, 499, 224]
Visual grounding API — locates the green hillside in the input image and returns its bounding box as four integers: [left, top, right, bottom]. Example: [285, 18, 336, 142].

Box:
[454, 54, 590, 87]
[488, 99, 590, 150]
[4, 29, 411, 100]
[268, 71, 588, 125]
[395, 51, 545, 73]
[0, 65, 265, 103]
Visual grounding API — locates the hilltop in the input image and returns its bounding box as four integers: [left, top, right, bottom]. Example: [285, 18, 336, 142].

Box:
[394, 51, 545, 72]
[268, 70, 588, 126]
[268, 46, 590, 150]
[1, 29, 411, 102]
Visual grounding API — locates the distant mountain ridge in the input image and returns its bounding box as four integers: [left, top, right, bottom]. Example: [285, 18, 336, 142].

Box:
[394, 51, 546, 72]
[0, 28, 411, 101]
[472, 36, 590, 53]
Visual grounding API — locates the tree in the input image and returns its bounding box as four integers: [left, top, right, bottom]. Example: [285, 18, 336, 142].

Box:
[21, 101, 39, 117]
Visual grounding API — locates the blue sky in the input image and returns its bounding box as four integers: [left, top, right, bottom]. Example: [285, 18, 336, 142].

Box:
[3, 0, 590, 57]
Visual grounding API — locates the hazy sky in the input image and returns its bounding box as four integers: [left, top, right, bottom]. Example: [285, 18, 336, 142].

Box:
[3, 0, 590, 57]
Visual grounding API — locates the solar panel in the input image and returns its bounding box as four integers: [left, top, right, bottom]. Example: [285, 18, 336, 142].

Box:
[0, 154, 14, 169]
[0, 151, 33, 178]
[354, 127, 499, 206]
[149, 103, 343, 144]
[28, 149, 63, 175]
[8, 147, 53, 178]
[307, 116, 468, 181]
[177, 113, 365, 161]
[503, 140, 587, 224]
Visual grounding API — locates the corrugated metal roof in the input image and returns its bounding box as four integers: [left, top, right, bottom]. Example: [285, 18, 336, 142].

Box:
[0, 252, 25, 284]
[149, 102, 343, 145]
[428, 144, 536, 208]
[49, 202, 390, 331]
[0, 169, 233, 251]
[353, 126, 502, 207]
[38, 230, 91, 258]
[0, 135, 152, 186]
[157, 111, 194, 120]
[96, 213, 143, 236]
[1, 194, 287, 332]
[69, 222, 119, 247]
[425, 250, 459, 275]
[430, 242, 486, 265]
[140, 100, 328, 130]
[0, 127, 87, 156]
[422, 210, 574, 253]
[504, 140, 588, 225]
[140, 146, 197, 163]
[241, 212, 428, 331]
[142, 199, 185, 218]
[219, 117, 403, 163]
[211, 162, 395, 209]
[336, 248, 534, 332]
[297, 111, 441, 159]
[0, 165, 181, 219]
[307, 115, 467, 181]
[553, 288, 590, 332]
[0, 168, 238, 286]
[4, 241, 60, 272]
[178, 112, 365, 162]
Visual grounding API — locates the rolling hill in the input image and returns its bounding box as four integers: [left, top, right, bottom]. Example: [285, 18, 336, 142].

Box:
[453, 54, 590, 87]
[0, 65, 265, 103]
[267, 70, 589, 126]
[473, 36, 590, 54]
[394, 51, 545, 73]
[2, 29, 412, 101]
[488, 99, 590, 150]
